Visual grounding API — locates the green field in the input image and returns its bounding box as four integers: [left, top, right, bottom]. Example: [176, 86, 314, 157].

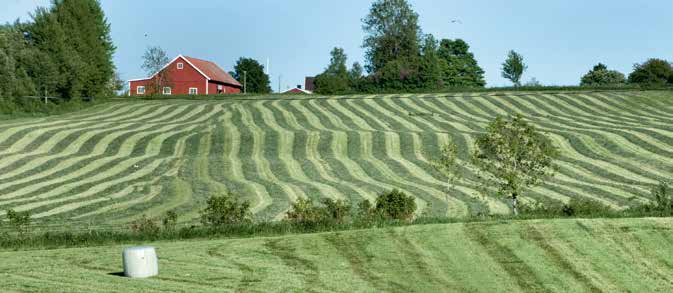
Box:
[1, 217, 672, 292]
[1, 90, 672, 226]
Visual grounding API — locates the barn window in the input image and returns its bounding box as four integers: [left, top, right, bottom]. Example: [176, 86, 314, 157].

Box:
[163, 87, 172, 95]
[189, 87, 198, 95]
[177, 62, 184, 70]
[137, 86, 145, 95]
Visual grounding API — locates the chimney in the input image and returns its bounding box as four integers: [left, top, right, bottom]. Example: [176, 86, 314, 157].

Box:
[297, 85, 302, 89]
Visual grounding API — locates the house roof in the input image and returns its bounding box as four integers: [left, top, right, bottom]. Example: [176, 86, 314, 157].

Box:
[184, 56, 242, 87]
[128, 55, 241, 87]
[282, 87, 313, 94]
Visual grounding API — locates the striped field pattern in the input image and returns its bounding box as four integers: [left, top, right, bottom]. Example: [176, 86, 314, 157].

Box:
[2, 218, 673, 291]
[1, 90, 672, 225]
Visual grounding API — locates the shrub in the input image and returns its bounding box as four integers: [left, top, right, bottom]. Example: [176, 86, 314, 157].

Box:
[374, 189, 417, 221]
[130, 215, 160, 235]
[285, 197, 324, 224]
[162, 210, 178, 230]
[321, 198, 351, 224]
[6, 209, 31, 234]
[200, 193, 251, 227]
[580, 63, 626, 86]
[628, 58, 673, 86]
[629, 181, 673, 216]
[560, 198, 614, 217]
[518, 198, 614, 218]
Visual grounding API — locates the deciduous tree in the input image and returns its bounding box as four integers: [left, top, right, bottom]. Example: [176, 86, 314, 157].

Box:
[141, 46, 170, 95]
[580, 63, 625, 86]
[501, 50, 527, 87]
[628, 58, 673, 86]
[362, 0, 421, 74]
[233, 57, 271, 94]
[471, 115, 558, 215]
[438, 39, 485, 88]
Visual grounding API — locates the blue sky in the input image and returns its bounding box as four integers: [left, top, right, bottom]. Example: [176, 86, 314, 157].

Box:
[3, 0, 672, 90]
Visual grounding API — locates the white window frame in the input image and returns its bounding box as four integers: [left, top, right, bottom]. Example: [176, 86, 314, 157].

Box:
[189, 87, 198, 95]
[177, 62, 184, 70]
[163, 86, 172, 95]
[137, 86, 145, 95]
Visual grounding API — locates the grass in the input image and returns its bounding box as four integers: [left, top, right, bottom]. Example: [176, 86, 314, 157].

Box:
[1, 90, 673, 226]
[1, 217, 673, 292]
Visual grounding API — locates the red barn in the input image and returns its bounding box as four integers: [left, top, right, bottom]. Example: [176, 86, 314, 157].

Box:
[128, 55, 242, 96]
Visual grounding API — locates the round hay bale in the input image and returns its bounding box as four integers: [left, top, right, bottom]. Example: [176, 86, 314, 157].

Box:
[122, 246, 158, 278]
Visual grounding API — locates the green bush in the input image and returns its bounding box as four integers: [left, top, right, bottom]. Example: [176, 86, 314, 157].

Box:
[321, 198, 351, 224]
[200, 193, 251, 227]
[519, 198, 614, 218]
[374, 189, 417, 221]
[6, 209, 31, 234]
[285, 198, 324, 224]
[628, 181, 673, 216]
[162, 210, 178, 230]
[561, 198, 614, 217]
[628, 58, 673, 86]
[129, 215, 160, 236]
[580, 63, 626, 86]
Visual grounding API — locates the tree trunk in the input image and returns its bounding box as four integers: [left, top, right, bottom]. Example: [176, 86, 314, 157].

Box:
[511, 193, 519, 215]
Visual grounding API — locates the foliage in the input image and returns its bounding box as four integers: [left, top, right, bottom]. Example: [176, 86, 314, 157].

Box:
[501, 50, 527, 86]
[6, 209, 31, 234]
[200, 193, 252, 227]
[141, 46, 171, 95]
[374, 189, 417, 221]
[518, 198, 615, 218]
[129, 215, 160, 236]
[28, 0, 115, 98]
[0, 96, 98, 117]
[438, 39, 486, 88]
[141, 46, 169, 76]
[162, 210, 178, 230]
[362, 0, 421, 74]
[314, 47, 351, 94]
[580, 63, 626, 86]
[628, 58, 673, 86]
[348, 62, 364, 82]
[285, 198, 325, 224]
[285, 197, 352, 226]
[321, 198, 351, 224]
[432, 141, 463, 205]
[232, 57, 272, 94]
[472, 114, 559, 214]
[418, 34, 444, 89]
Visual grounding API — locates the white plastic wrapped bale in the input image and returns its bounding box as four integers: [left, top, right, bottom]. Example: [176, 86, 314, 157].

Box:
[122, 246, 158, 278]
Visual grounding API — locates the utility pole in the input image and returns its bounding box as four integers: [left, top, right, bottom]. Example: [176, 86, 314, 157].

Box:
[243, 70, 247, 94]
[278, 75, 281, 93]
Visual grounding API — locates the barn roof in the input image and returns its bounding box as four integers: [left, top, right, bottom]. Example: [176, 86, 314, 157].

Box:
[183, 56, 242, 87]
[128, 55, 241, 87]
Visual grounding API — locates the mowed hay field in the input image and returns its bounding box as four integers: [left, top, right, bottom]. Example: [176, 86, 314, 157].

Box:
[2, 218, 673, 292]
[1, 90, 673, 225]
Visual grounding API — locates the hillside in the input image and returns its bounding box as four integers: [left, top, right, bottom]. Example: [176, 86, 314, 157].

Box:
[0, 90, 672, 225]
[1, 217, 673, 292]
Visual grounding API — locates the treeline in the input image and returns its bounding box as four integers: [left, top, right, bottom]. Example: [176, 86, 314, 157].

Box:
[0, 0, 119, 100]
[313, 0, 673, 94]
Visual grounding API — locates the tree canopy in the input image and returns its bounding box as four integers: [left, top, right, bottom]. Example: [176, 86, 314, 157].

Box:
[580, 63, 625, 86]
[0, 0, 116, 99]
[314, 47, 352, 94]
[438, 39, 486, 88]
[501, 50, 527, 87]
[362, 0, 421, 74]
[628, 58, 673, 86]
[472, 115, 558, 214]
[233, 57, 272, 94]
